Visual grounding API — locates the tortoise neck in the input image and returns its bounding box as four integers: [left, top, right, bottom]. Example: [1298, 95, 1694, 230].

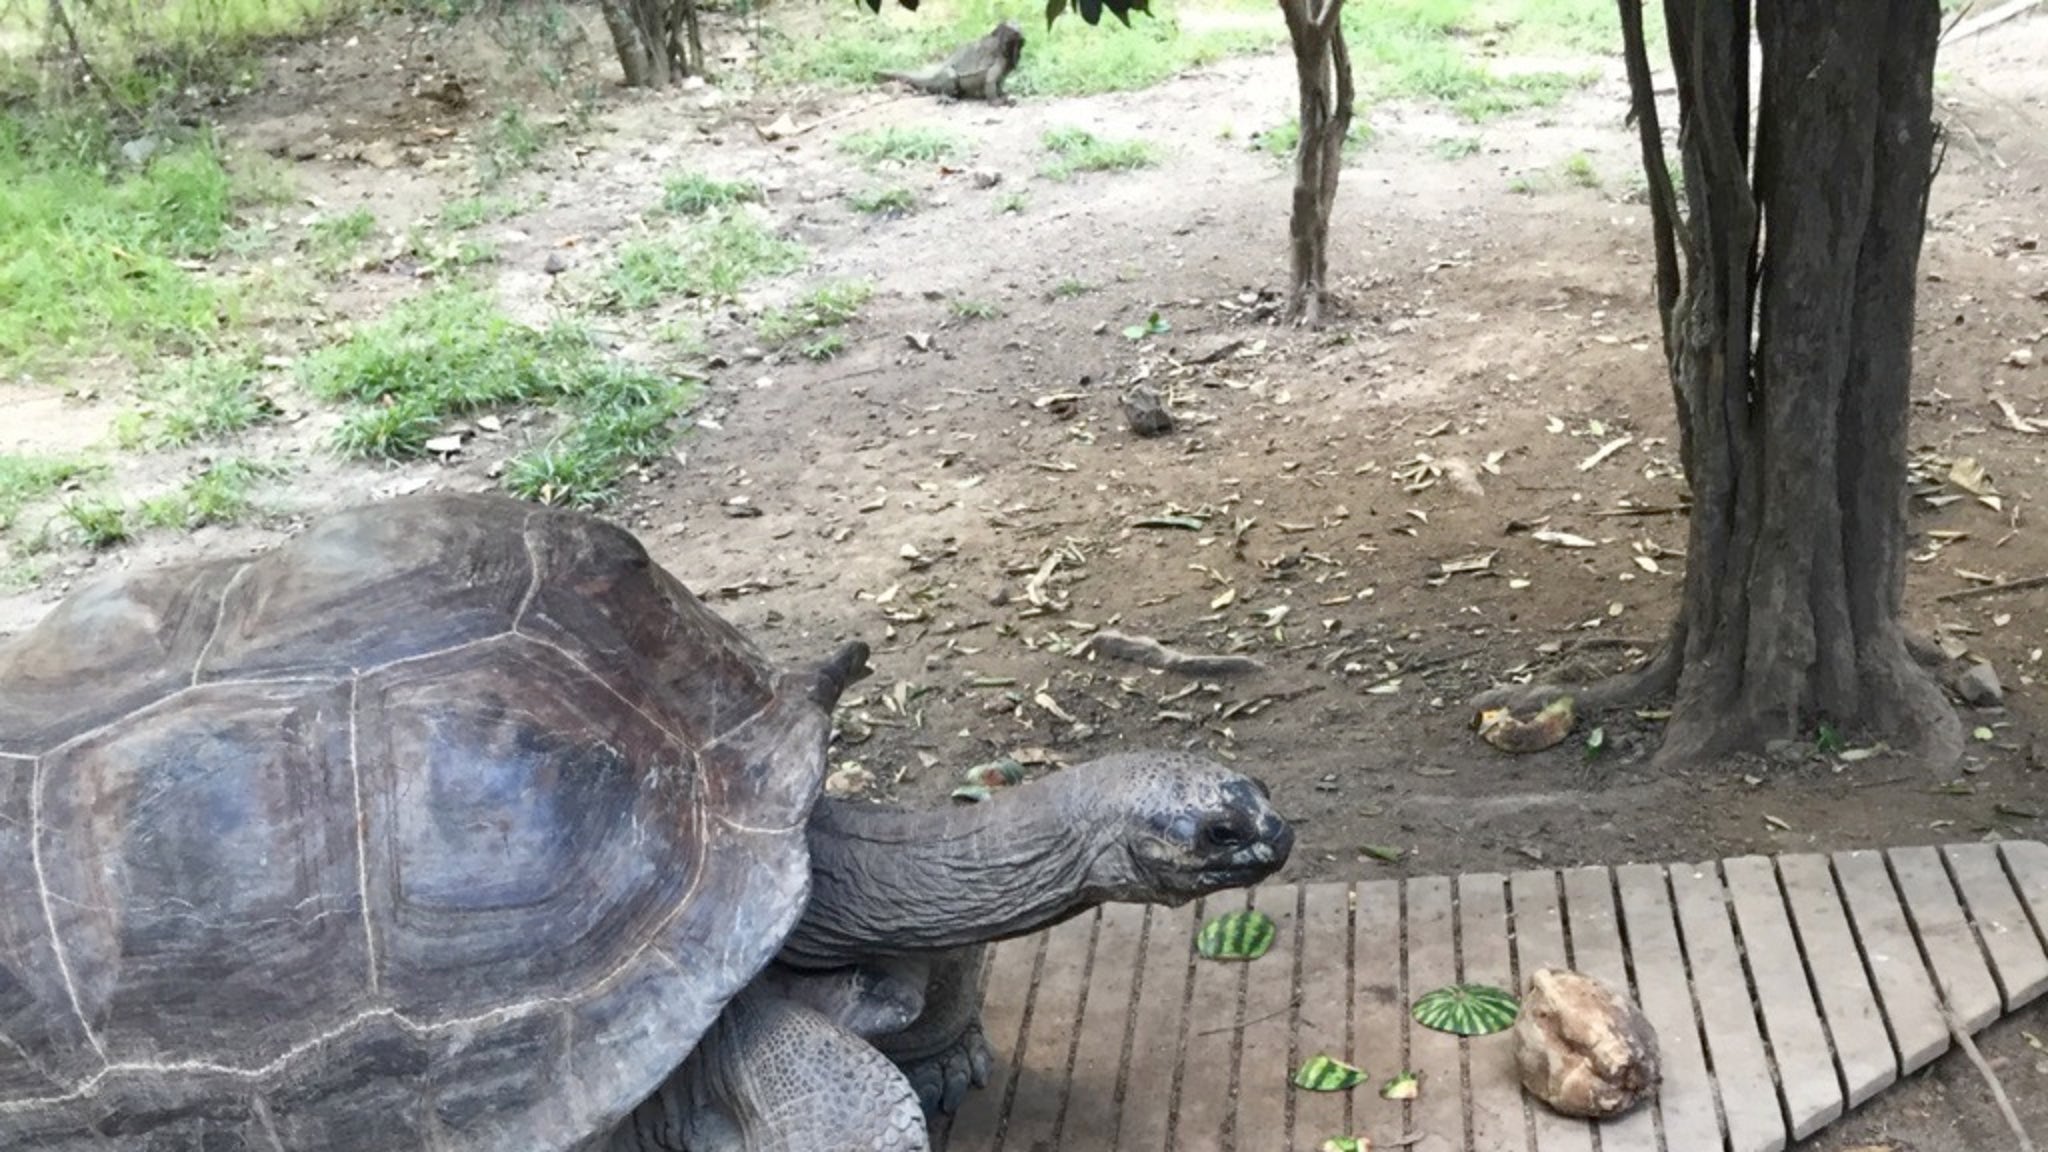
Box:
[781, 778, 1113, 966]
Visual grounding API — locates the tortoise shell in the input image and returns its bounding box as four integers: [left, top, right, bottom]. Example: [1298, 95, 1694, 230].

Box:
[0, 493, 840, 1151]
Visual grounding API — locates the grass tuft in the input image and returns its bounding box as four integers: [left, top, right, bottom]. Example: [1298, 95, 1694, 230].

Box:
[607, 211, 806, 309]
[138, 458, 275, 529]
[503, 370, 695, 509]
[1040, 128, 1157, 180]
[122, 353, 278, 448]
[661, 172, 760, 216]
[306, 207, 378, 270]
[847, 185, 917, 215]
[839, 126, 967, 167]
[0, 454, 97, 533]
[758, 281, 874, 345]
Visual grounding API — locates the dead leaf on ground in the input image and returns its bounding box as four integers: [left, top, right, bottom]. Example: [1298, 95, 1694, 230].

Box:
[1532, 529, 1598, 549]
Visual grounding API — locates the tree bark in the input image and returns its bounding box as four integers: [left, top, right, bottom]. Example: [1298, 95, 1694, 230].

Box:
[599, 0, 700, 88]
[1278, 0, 1353, 326]
[1483, 0, 1961, 772]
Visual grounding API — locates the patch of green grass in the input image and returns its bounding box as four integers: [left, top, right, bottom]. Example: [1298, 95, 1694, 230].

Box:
[307, 207, 377, 269]
[303, 286, 590, 459]
[661, 172, 760, 216]
[1342, 2, 1604, 119]
[121, 353, 278, 448]
[1040, 128, 1157, 180]
[758, 280, 874, 345]
[950, 298, 1001, 321]
[607, 212, 807, 309]
[1562, 151, 1599, 188]
[302, 285, 691, 502]
[839, 125, 967, 167]
[758, 0, 1285, 98]
[997, 190, 1029, 215]
[799, 332, 846, 361]
[62, 497, 129, 549]
[503, 370, 695, 509]
[440, 194, 522, 230]
[478, 107, 549, 186]
[1432, 135, 1484, 159]
[137, 458, 274, 529]
[1050, 278, 1093, 299]
[848, 185, 918, 215]
[0, 454, 96, 532]
[0, 114, 246, 370]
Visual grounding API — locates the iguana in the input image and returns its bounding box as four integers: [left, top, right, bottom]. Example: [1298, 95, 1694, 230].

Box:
[876, 20, 1025, 101]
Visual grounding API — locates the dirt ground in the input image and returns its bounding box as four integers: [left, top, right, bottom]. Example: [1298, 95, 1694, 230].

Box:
[5, 6, 2048, 1148]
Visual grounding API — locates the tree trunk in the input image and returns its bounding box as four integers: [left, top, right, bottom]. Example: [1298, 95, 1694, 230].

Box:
[1483, 0, 1961, 772]
[1278, 0, 1353, 326]
[599, 0, 700, 88]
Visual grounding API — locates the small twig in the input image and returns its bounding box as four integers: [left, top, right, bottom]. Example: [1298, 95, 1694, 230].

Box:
[1589, 504, 1691, 518]
[1193, 993, 1304, 1037]
[1940, 995, 2037, 1152]
[1935, 574, 2048, 602]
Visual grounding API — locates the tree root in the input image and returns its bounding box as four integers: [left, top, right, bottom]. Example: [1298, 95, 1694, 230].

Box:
[1469, 638, 1681, 716]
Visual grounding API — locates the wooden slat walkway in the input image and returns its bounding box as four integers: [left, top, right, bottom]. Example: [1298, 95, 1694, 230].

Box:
[949, 841, 2048, 1152]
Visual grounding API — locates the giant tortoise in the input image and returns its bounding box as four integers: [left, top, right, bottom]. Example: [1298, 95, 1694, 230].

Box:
[0, 493, 1292, 1150]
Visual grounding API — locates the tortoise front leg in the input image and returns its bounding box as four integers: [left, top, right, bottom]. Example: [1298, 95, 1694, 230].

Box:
[607, 988, 929, 1152]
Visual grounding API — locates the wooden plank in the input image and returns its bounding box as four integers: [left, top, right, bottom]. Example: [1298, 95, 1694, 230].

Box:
[1831, 849, 1949, 1075]
[948, 933, 1045, 1151]
[1721, 855, 1843, 1140]
[1059, 903, 1145, 1148]
[1944, 843, 2048, 1012]
[1888, 845, 2002, 1032]
[1235, 884, 1296, 1151]
[999, 910, 1095, 1149]
[1404, 875, 1465, 1152]
[1774, 854, 1897, 1108]
[1174, 889, 1248, 1152]
[2002, 841, 2048, 953]
[1669, 863, 1786, 1152]
[1351, 880, 1409, 1145]
[1457, 873, 1532, 1152]
[1293, 883, 1355, 1151]
[1558, 867, 1659, 1152]
[1613, 864, 1722, 1152]
[1115, 901, 1198, 1152]
[1509, 870, 1595, 1152]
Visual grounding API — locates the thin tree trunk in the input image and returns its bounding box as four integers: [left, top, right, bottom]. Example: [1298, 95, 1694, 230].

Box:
[600, 0, 699, 88]
[1480, 0, 1961, 773]
[1278, 0, 1352, 326]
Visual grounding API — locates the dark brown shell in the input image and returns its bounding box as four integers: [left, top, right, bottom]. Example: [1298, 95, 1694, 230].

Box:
[0, 493, 835, 1151]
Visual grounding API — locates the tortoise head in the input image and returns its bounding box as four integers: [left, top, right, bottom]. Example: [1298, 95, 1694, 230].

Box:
[1061, 750, 1294, 904]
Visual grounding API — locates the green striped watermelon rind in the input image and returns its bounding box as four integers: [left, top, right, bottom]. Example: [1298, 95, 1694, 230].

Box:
[1410, 983, 1520, 1036]
[1291, 1053, 1365, 1092]
[1194, 909, 1276, 961]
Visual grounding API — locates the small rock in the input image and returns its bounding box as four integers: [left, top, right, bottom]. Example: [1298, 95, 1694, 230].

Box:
[1185, 334, 1246, 364]
[2007, 347, 2034, 369]
[1765, 738, 1807, 767]
[1122, 383, 1174, 438]
[968, 168, 1002, 189]
[119, 136, 162, 166]
[1957, 661, 2004, 707]
[423, 434, 465, 455]
[360, 139, 401, 170]
[1514, 968, 1661, 1119]
[823, 763, 876, 797]
[543, 252, 569, 275]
